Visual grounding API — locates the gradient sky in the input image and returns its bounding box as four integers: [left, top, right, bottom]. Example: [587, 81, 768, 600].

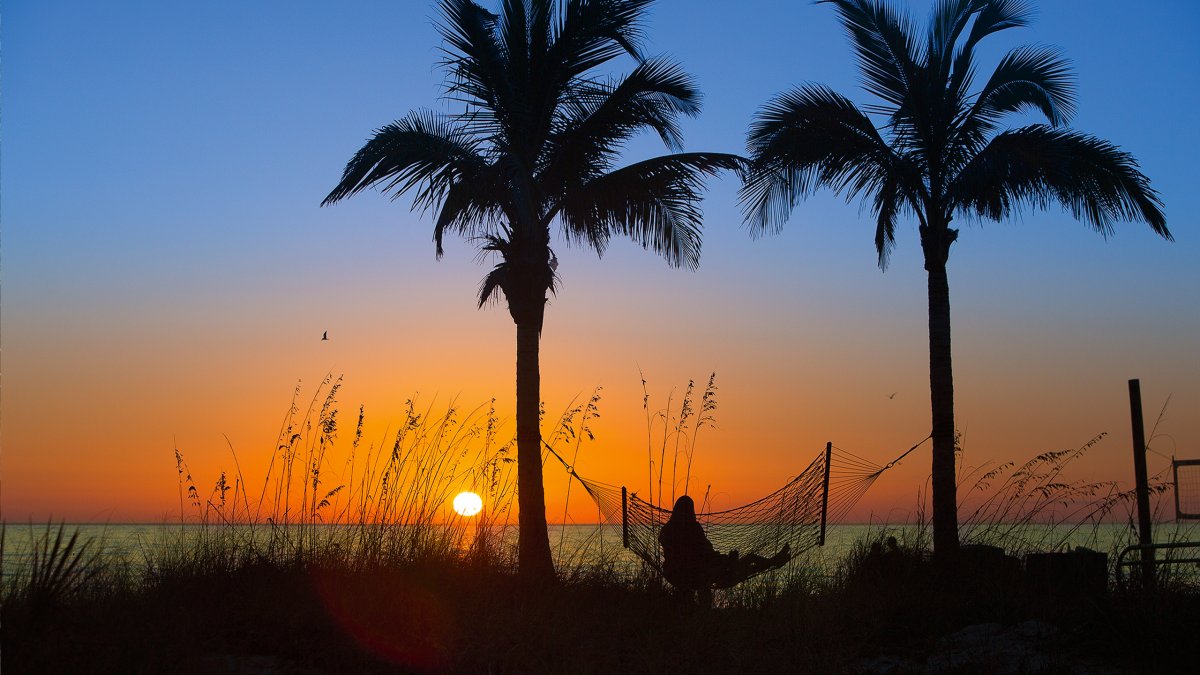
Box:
[3, 0, 1197, 525]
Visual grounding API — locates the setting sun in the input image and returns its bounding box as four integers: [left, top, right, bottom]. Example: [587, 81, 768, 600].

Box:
[452, 491, 483, 517]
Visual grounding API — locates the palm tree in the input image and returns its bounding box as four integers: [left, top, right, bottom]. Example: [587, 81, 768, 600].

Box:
[323, 0, 740, 580]
[740, 0, 1170, 557]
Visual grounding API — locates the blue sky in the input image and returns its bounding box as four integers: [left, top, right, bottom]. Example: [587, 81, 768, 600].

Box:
[3, 1, 1198, 521]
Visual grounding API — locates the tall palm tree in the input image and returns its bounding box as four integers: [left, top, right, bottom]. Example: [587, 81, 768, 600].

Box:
[323, 0, 740, 580]
[740, 0, 1170, 557]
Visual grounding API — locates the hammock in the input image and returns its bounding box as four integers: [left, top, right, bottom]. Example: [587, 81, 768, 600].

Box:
[549, 438, 927, 586]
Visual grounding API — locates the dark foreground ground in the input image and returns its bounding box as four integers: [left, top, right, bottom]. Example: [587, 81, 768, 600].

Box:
[3, 545, 1197, 675]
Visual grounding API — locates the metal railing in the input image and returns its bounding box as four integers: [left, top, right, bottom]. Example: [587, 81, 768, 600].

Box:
[1115, 541, 1200, 585]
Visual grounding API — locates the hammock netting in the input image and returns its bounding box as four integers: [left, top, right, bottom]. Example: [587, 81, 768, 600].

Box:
[556, 441, 917, 580]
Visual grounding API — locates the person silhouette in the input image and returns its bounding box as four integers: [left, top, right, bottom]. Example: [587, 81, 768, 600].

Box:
[658, 495, 790, 604]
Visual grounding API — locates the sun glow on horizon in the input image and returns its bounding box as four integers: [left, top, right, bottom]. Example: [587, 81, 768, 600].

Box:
[452, 491, 483, 517]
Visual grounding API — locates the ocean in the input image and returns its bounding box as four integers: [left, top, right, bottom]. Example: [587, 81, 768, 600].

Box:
[4, 521, 1196, 583]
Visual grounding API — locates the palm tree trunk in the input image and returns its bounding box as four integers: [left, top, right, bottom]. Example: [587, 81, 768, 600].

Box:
[515, 312, 555, 582]
[926, 257, 960, 557]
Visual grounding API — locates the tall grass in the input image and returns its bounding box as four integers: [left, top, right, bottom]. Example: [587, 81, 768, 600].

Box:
[547, 387, 604, 559]
[956, 432, 1129, 554]
[639, 371, 718, 512]
[1, 522, 107, 613]
[156, 376, 521, 576]
[950, 428, 1199, 588]
[2, 381, 1196, 673]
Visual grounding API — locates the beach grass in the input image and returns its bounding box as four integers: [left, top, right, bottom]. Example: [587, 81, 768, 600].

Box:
[2, 382, 1197, 673]
[4, 520, 1196, 673]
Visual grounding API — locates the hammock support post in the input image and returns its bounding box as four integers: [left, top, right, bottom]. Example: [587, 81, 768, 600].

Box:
[621, 486, 629, 549]
[819, 441, 832, 546]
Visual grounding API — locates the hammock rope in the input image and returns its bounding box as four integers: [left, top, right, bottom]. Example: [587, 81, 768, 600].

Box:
[545, 434, 930, 582]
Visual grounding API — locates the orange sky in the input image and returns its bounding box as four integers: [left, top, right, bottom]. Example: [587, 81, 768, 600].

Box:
[4, 228, 1192, 524]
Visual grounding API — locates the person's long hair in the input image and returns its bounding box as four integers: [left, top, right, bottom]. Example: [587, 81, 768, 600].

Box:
[666, 495, 697, 527]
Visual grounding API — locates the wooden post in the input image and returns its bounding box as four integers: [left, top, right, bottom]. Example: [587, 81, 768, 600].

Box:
[819, 441, 832, 546]
[1128, 379, 1155, 588]
[621, 486, 629, 549]
[1174, 461, 1183, 520]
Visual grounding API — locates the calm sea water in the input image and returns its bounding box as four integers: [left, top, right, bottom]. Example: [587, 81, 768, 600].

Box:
[5, 521, 1196, 581]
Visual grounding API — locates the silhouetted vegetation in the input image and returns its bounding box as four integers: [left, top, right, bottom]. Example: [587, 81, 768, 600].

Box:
[4, 387, 1196, 673]
[741, 0, 1171, 559]
[4, 522, 1197, 673]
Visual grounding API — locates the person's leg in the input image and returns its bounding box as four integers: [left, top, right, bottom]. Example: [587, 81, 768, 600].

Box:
[740, 544, 791, 572]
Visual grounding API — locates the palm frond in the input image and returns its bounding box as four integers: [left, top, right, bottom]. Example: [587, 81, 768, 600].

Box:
[820, 0, 920, 109]
[543, 57, 701, 191]
[872, 172, 909, 268]
[556, 152, 743, 269]
[947, 0, 1034, 98]
[549, 0, 652, 82]
[477, 236, 513, 307]
[499, 0, 530, 70]
[948, 44, 1074, 174]
[962, 0, 1033, 42]
[970, 45, 1075, 128]
[437, 0, 513, 139]
[582, 57, 702, 151]
[741, 84, 910, 235]
[928, 0, 980, 73]
[528, 0, 555, 59]
[432, 163, 510, 257]
[950, 125, 1170, 239]
[321, 111, 487, 210]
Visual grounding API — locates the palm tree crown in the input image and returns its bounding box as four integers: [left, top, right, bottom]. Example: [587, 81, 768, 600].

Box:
[744, 0, 1168, 254]
[323, 0, 739, 580]
[741, 0, 1169, 555]
[324, 0, 739, 315]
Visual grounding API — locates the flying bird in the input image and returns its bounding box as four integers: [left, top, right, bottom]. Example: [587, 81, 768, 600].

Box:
[888, 391, 898, 400]
[322, 331, 328, 341]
